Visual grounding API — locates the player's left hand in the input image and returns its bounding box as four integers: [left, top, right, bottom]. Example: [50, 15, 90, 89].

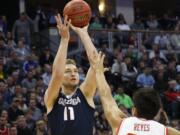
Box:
[89, 51, 109, 72]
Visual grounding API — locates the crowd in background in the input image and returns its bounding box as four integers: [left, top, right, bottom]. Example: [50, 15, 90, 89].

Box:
[0, 6, 179, 135]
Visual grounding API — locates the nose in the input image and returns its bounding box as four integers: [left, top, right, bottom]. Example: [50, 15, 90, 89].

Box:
[71, 71, 76, 76]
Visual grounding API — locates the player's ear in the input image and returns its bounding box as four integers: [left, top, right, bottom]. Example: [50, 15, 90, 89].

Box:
[131, 107, 138, 117]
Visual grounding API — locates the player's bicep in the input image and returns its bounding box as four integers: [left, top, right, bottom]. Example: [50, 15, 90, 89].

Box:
[44, 75, 62, 113]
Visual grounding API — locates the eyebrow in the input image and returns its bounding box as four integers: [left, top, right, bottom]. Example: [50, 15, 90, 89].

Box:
[65, 68, 78, 71]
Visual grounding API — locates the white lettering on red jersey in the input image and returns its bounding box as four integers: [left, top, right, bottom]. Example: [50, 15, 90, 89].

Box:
[117, 117, 168, 135]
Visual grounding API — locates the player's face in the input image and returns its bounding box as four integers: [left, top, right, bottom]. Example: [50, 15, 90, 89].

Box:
[63, 64, 79, 87]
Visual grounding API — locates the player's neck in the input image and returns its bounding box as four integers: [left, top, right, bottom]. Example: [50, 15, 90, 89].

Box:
[61, 85, 77, 95]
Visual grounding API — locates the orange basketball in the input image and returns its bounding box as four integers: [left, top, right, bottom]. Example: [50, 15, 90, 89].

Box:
[63, 0, 92, 27]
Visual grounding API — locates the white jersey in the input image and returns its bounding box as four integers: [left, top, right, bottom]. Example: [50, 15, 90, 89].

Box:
[117, 117, 168, 135]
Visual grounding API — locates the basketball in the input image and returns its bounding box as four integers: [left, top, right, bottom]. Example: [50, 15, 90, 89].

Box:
[63, 0, 92, 27]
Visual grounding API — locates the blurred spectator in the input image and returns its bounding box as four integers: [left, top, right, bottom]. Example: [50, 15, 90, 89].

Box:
[154, 32, 170, 49]
[39, 47, 54, 67]
[24, 109, 35, 131]
[17, 94, 27, 112]
[34, 6, 48, 32]
[21, 70, 37, 90]
[0, 38, 8, 58]
[23, 55, 38, 73]
[154, 64, 168, 94]
[120, 56, 137, 82]
[48, 8, 58, 27]
[136, 67, 155, 88]
[78, 67, 85, 83]
[6, 52, 22, 75]
[0, 116, 9, 135]
[16, 115, 32, 135]
[113, 85, 133, 112]
[117, 20, 130, 31]
[0, 93, 9, 111]
[28, 99, 42, 121]
[89, 16, 103, 30]
[159, 13, 173, 30]
[8, 97, 24, 122]
[14, 40, 30, 62]
[0, 16, 7, 35]
[0, 63, 6, 80]
[12, 12, 33, 45]
[9, 126, 17, 135]
[146, 14, 159, 30]
[35, 120, 48, 135]
[166, 60, 177, 81]
[104, 16, 116, 29]
[149, 44, 167, 62]
[131, 18, 145, 30]
[111, 59, 121, 75]
[174, 20, 180, 31]
[41, 64, 51, 87]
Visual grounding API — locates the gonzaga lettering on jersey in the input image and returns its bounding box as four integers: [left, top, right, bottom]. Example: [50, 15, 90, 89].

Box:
[47, 88, 94, 135]
[117, 117, 168, 135]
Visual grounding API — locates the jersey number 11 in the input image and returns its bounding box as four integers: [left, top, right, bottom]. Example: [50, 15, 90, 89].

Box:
[64, 107, 75, 121]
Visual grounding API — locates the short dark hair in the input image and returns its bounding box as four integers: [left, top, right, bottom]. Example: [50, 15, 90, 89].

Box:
[133, 88, 161, 120]
[66, 59, 76, 66]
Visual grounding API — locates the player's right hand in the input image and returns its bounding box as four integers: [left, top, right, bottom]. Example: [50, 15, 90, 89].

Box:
[55, 14, 71, 40]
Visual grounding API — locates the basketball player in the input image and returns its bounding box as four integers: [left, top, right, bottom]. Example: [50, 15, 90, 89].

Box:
[93, 52, 180, 135]
[44, 14, 98, 135]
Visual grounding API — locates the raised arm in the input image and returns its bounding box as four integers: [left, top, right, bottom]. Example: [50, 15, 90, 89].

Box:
[44, 14, 70, 114]
[70, 24, 98, 106]
[94, 52, 127, 133]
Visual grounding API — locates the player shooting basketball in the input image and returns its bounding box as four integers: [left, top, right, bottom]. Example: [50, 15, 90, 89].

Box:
[44, 13, 98, 135]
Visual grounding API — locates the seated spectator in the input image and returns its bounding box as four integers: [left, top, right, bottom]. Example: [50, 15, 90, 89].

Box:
[154, 32, 171, 49]
[0, 15, 7, 35]
[120, 56, 137, 82]
[14, 39, 30, 62]
[6, 51, 23, 75]
[117, 20, 130, 31]
[9, 126, 18, 135]
[159, 13, 173, 30]
[149, 44, 167, 63]
[17, 115, 33, 135]
[104, 16, 116, 29]
[35, 120, 48, 135]
[41, 64, 52, 87]
[111, 59, 121, 75]
[8, 97, 24, 122]
[165, 80, 180, 119]
[113, 85, 134, 112]
[130, 18, 145, 30]
[28, 99, 42, 121]
[146, 14, 159, 30]
[23, 55, 38, 73]
[170, 33, 180, 49]
[21, 70, 37, 90]
[136, 67, 155, 88]
[39, 47, 54, 67]
[0, 116, 10, 135]
[89, 16, 103, 30]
